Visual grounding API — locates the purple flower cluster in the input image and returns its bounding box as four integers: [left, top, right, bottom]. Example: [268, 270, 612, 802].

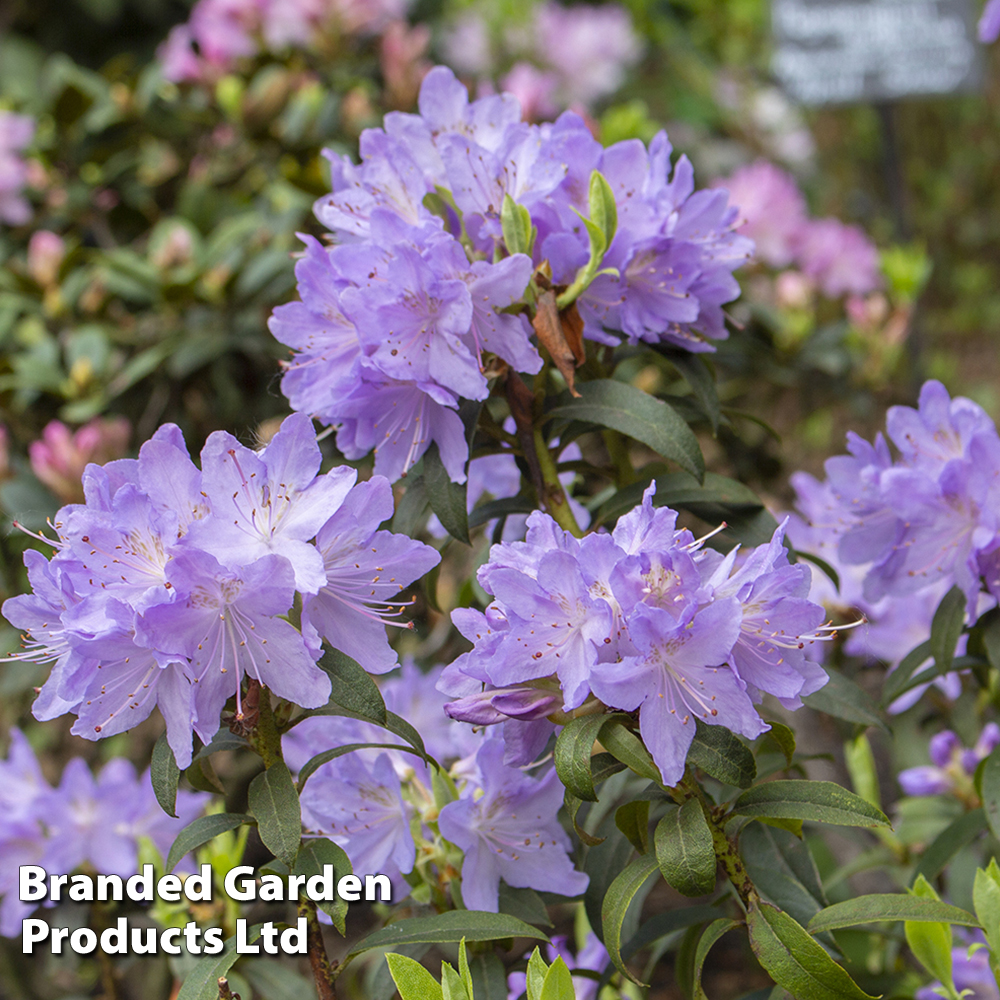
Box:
[443, 2, 642, 119]
[159, 0, 409, 82]
[0, 729, 208, 936]
[0, 111, 34, 226]
[2, 413, 439, 766]
[898, 725, 1000, 797]
[718, 160, 881, 297]
[272, 67, 749, 482]
[441, 484, 830, 785]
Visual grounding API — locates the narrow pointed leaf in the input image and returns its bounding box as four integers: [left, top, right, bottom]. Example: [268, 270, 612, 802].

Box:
[248, 762, 301, 868]
[692, 919, 742, 1000]
[655, 800, 717, 898]
[527, 947, 549, 1000]
[549, 380, 704, 481]
[386, 954, 444, 1000]
[425, 441, 470, 543]
[176, 924, 263, 1000]
[555, 714, 613, 802]
[809, 894, 979, 933]
[297, 742, 427, 793]
[747, 901, 876, 1000]
[911, 808, 987, 885]
[314, 647, 387, 725]
[732, 781, 890, 829]
[588, 170, 617, 246]
[599, 717, 661, 783]
[601, 853, 660, 985]
[741, 823, 826, 927]
[166, 812, 251, 873]
[151, 731, 180, 818]
[539, 956, 576, 1000]
[805, 668, 888, 730]
[293, 837, 352, 935]
[929, 585, 966, 674]
[615, 800, 650, 854]
[881, 640, 933, 705]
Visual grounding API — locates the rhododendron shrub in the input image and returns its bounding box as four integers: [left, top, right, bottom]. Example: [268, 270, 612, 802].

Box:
[3, 48, 1000, 1000]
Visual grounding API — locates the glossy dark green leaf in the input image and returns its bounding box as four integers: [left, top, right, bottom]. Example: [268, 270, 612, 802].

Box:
[688, 721, 756, 788]
[601, 852, 660, 985]
[659, 350, 720, 432]
[498, 884, 553, 927]
[741, 823, 827, 927]
[166, 812, 251, 873]
[293, 837, 352, 935]
[468, 496, 535, 529]
[151, 731, 180, 818]
[598, 717, 661, 783]
[807, 895, 979, 934]
[621, 905, 722, 961]
[424, 442, 470, 544]
[758, 723, 796, 766]
[615, 800, 650, 854]
[349, 912, 547, 959]
[930, 585, 966, 674]
[803, 668, 887, 731]
[654, 800, 717, 898]
[313, 646, 387, 726]
[554, 714, 612, 802]
[747, 901, 876, 1000]
[392, 475, 429, 537]
[176, 924, 263, 1000]
[911, 808, 987, 885]
[732, 781, 890, 829]
[549, 380, 704, 481]
[881, 640, 932, 706]
[192, 728, 248, 762]
[470, 949, 509, 1000]
[248, 762, 301, 868]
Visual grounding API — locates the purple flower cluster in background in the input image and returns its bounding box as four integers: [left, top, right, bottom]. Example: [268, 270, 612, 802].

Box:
[916, 931, 1000, 1000]
[272, 66, 750, 483]
[898, 725, 1000, 797]
[0, 729, 208, 937]
[0, 111, 34, 226]
[159, 0, 410, 82]
[2, 412, 438, 766]
[719, 160, 881, 297]
[442, 484, 830, 785]
[787, 381, 1000, 707]
[442, 2, 642, 119]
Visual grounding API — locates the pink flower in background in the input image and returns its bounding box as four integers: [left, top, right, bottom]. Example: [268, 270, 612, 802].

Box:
[796, 217, 881, 297]
[380, 20, 432, 109]
[533, 1, 641, 107]
[499, 62, 559, 122]
[29, 418, 131, 504]
[718, 161, 808, 268]
[0, 112, 35, 226]
[27, 231, 67, 287]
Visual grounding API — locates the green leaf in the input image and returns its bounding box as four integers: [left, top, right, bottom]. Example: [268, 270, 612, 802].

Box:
[598, 717, 661, 783]
[615, 800, 650, 854]
[293, 838, 352, 935]
[588, 170, 617, 247]
[692, 919, 741, 1000]
[758, 723, 796, 767]
[314, 646, 387, 725]
[442, 962, 470, 1000]
[538, 956, 575, 1000]
[843, 733, 881, 810]
[741, 824, 827, 928]
[384, 710, 430, 762]
[386, 954, 444, 1000]
[688, 721, 756, 789]
[601, 852, 660, 985]
[747, 901, 876, 1000]
[549, 380, 704, 481]
[458, 939, 475, 998]
[193, 728, 248, 762]
[497, 884, 553, 927]
[621, 905, 722, 961]
[348, 911, 547, 959]
[929, 585, 966, 674]
[555, 714, 613, 802]
[468, 496, 536, 529]
[425, 441, 470, 544]
[658, 350, 720, 432]
[151, 732, 180, 818]
[242, 958, 315, 1000]
[501, 194, 536, 257]
[973, 860, 1000, 975]
[526, 947, 549, 1000]
[176, 924, 263, 1000]
[808, 895, 979, 934]
[911, 808, 987, 885]
[248, 762, 301, 868]
[469, 949, 508, 1000]
[905, 877, 955, 991]
[655, 799, 717, 898]
[732, 780, 890, 829]
[166, 813, 251, 873]
[881, 640, 933, 706]
[297, 742, 427, 792]
[982, 748, 1000, 841]
[392, 475, 430, 537]
[804, 668, 888, 731]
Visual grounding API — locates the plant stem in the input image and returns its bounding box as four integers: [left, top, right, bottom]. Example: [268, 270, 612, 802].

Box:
[299, 898, 338, 1000]
[532, 423, 583, 537]
[249, 685, 284, 770]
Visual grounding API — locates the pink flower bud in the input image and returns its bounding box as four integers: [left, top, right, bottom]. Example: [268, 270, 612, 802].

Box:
[29, 417, 131, 504]
[27, 231, 66, 287]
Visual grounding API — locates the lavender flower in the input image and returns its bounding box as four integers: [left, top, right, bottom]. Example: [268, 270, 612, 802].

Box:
[3, 416, 439, 766]
[273, 66, 750, 480]
[437, 739, 589, 912]
[0, 732, 208, 937]
[980, 0, 1000, 43]
[916, 931, 999, 1000]
[0, 111, 34, 226]
[447, 485, 832, 783]
[507, 932, 609, 1000]
[898, 725, 1000, 798]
